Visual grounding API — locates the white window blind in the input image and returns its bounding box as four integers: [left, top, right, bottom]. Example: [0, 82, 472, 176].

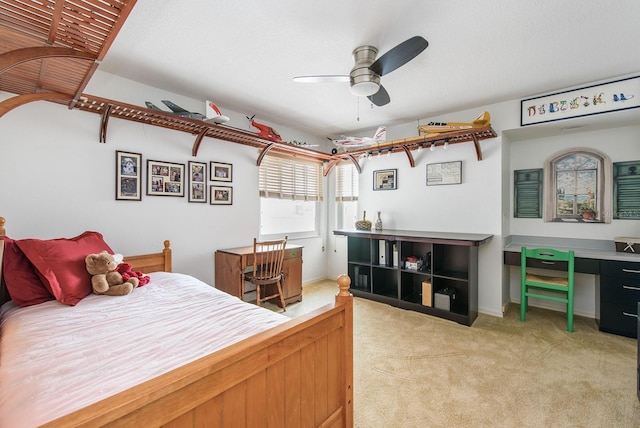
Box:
[335, 162, 359, 201]
[259, 155, 323, 201]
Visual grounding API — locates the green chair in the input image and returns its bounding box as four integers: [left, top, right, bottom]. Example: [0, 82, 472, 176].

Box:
[520, 247, 575, 332]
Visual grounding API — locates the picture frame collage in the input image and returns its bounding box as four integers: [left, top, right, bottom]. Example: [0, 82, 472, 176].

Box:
[116, 151, 233, 205]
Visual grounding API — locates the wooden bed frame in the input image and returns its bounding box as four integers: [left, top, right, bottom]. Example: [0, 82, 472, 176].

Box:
[0, 217, 354, 427]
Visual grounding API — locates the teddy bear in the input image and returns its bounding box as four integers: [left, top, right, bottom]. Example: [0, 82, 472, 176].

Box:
[115, 262, 150, 287]
[85, 251, 139, 296]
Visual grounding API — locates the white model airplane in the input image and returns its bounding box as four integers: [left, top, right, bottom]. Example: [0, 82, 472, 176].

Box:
[331, 126, 386, 148]
[145, 100, 230, 124]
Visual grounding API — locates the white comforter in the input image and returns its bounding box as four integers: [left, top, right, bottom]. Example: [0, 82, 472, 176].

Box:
[0, 272, 289, 427]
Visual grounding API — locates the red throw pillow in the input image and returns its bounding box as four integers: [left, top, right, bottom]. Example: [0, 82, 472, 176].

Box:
[16, 232, 114, 306]
[0, 236, 53, 307]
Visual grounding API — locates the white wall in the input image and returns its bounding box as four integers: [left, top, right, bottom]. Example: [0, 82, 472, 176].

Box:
[326, 97, 640, 318]
[504, 123, 640, 317]
[326, 102, 514, 317]
[507, 125, 640, 238]
[0, 74, 329, 287]
[3, 72, 640, 319]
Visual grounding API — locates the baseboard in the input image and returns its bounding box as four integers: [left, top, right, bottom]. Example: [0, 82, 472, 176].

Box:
[302, 276, 331, 286]
[478, 306, 504, 318]
[511, 299, 595, 319]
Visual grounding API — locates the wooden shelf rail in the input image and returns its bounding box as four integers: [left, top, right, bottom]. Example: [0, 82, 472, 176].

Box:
[324, 126, 497, 175]
[73, 94, 334, 163]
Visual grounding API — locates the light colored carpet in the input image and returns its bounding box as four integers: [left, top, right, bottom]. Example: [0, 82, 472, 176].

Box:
[266, 279, 640, 428]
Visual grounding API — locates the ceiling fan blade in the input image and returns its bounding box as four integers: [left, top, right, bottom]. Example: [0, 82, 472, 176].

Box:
[293, 75, 350, 83]
[368, 85, 390, 106]
[369, 36, 428, 76]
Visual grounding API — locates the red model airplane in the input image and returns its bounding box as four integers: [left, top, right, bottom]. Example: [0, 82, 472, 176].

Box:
[247, 115, 282, 142]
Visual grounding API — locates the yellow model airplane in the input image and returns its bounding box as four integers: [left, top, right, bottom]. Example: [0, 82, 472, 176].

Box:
[418, 111, 490, 134]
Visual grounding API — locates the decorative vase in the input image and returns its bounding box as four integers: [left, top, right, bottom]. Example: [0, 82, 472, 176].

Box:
[355, 211, 372, 230]
[375, 211, 383, 230]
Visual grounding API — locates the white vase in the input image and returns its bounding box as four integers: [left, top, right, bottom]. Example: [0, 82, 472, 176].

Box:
[375, 211, 383, 230]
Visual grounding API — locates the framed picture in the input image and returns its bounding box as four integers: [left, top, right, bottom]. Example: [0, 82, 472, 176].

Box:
[188, 161, 207, 203]
[210, 185, 233, 205]
[147, 160, 185, 197]
[116, 150, 142, 201]
[520, 75, 640, 126]
[427, 161, 462, 186]
[373, 169, 397, 191]
[210, 161, 232, 182]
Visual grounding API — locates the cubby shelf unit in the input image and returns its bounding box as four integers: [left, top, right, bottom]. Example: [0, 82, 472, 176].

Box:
[334, 229, 493, 326]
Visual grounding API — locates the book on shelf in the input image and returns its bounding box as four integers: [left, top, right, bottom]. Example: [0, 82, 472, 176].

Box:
[422, 280, 432, 306]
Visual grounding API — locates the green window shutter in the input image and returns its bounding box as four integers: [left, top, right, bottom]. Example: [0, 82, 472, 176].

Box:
[613, 161, 640, 219]
[514, 169, 542, 218]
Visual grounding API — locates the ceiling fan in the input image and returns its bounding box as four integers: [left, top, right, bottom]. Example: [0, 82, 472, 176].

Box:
[293, 36, 428, 107]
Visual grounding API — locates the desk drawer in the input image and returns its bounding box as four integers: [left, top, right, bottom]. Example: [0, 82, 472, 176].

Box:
[284, 248, 302, 260]
[599, 300, 638, 338]
[601, 260, 640, 279]
[599, 275, 640, 302]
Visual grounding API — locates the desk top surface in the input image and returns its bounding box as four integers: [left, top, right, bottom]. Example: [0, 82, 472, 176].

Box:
[504, 235, 640, 263]
[216, 243, 303, 256]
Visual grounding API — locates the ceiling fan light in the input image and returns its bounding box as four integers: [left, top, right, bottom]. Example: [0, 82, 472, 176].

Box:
[350, 63, 381, 97]
[350, 80, 380, 97]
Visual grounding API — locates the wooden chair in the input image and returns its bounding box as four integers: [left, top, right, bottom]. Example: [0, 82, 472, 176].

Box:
[520, 246, 575, 332]
[244, 236, 288, 311]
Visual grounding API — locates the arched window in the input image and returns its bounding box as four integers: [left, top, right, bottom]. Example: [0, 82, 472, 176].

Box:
[544, 148, 611, 223]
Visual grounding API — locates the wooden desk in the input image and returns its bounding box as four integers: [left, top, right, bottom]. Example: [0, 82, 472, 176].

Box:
[504, 235, 640, 338]
[214, 244, 303, 306]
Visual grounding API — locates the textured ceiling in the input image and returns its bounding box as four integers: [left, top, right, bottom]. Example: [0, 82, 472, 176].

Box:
[24, 1, 640, 138]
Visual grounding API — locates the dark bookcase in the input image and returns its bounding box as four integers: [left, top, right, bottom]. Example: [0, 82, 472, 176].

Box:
[336, 229, 492, 326]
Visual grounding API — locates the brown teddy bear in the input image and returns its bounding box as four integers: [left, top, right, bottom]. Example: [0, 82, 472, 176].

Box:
[85, 251, 139, 296]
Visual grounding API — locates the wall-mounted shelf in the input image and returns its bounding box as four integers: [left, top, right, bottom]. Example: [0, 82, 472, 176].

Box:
[324, 126, 497, 175]
[73, 94, 334, 163]
[72, 95, 497, 173]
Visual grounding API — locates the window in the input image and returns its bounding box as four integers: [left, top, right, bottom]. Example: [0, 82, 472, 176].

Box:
[259, 155, 323, 237]
[335, 162, 359, 229]
[544, 149, 611, 223]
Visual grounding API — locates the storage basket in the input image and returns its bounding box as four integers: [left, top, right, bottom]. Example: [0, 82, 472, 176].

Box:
[355, 211, 372, 230]
[614, 237, 640, 254]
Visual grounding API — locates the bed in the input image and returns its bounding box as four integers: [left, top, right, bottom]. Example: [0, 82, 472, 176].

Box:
[0, 217, 353, 427]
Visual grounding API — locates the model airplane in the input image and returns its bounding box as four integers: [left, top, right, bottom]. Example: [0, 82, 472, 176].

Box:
[288, 140, 319, 148]
[145, 100, 230, 124]
[331, 126, 387, 148]
[418, 111, 490, 134]
[203, 100, 230, 124]
[247, 115, 282, 142]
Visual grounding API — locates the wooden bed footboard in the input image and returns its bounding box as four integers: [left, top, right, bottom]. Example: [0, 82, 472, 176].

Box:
[0, 216, 354, 427]
[44, 274, 354, 428]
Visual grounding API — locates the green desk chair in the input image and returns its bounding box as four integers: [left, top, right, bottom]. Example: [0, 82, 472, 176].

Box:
[520, 247, 575, 332]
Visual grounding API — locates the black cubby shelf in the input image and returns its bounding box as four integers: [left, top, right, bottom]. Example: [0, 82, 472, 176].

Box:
[334, 229, 493, 326]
